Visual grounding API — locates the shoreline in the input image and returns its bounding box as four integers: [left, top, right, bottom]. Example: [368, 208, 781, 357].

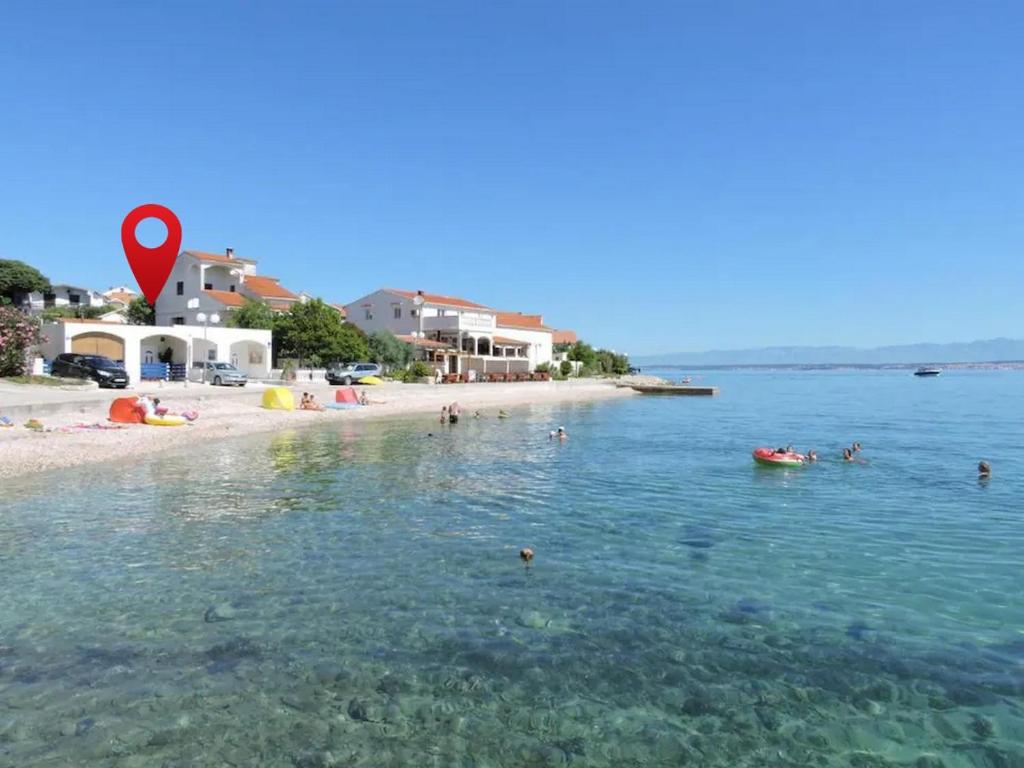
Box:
[0, 380, 637, 481]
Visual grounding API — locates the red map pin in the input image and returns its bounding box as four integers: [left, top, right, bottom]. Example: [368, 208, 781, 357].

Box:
[121, 203, 182, 305]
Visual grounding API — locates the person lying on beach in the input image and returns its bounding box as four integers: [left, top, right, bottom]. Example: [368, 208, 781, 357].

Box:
[300, 393, 325, 411]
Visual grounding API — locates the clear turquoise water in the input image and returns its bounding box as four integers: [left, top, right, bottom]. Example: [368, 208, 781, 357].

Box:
[2, 370, 1023, 767]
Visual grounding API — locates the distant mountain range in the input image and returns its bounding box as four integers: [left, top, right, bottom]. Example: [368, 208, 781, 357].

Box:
[633, 338, 1024, 367]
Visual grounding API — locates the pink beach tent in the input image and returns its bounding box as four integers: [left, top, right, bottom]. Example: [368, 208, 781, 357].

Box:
[335, 387, 359, 404]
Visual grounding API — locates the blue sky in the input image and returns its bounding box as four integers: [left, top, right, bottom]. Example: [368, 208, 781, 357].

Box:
[2, 1, 1022, 355]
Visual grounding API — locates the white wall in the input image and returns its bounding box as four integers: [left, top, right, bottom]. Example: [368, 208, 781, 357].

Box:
[343, 290, 497, 337]
[41, 322, 272, 384]
[154, 254, 250, 325]
[494, 326, 553, 369]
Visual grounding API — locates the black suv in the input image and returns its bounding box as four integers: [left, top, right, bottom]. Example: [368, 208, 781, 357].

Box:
[51, 354, 129, 388]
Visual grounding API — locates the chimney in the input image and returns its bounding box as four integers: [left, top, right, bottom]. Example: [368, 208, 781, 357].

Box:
[225, 247, 234, 259]
[417, 290, 424, 296]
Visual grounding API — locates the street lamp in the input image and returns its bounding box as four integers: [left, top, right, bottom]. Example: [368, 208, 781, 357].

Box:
[412, 293, 425, 363]
[195, 311, 221, 384]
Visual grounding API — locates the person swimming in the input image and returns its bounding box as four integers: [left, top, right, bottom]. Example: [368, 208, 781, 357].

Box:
[806, 450, 818, 462]
[449, 401, 460, 424]
[978, 460, 991, 478]
[852, 441, 862, 453]
[557, 426, 567, 441]
[843, 448, 854, 462]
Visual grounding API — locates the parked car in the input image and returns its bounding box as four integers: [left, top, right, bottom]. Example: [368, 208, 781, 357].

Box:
[50, 353, 129, 388]
[190, 362, 248, 386]
[326, 362, 381, 385]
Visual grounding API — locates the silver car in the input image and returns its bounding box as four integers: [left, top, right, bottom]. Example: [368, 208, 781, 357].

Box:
[326, 362, 381, 385]
[190, 362, 248, 386]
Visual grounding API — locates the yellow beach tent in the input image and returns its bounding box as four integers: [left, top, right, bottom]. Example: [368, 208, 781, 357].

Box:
[262, 387, 295, 411]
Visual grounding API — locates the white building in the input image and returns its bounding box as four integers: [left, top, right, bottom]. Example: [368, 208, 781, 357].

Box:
[21, 284, 106, 315]
[154, 248, 301, 326]
[103, 286, 138, 307]
[494, 312, 554, 371]
[40, 319, 272, 384]
[344, 288, 553, 376]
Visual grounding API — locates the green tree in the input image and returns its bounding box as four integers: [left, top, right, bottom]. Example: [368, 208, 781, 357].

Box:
[125, 297, 155, 325]
[226, 298, 276, 330]
[0, 306, 44, 376]
[567, 341, 597, 368]
[559, 360, 573, 377]
[0, 260, 50, 304]
[274, 298, 369, 367]
[367, 329, 412, 369]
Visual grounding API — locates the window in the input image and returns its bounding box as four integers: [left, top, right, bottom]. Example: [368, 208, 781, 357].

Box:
[393, 307, 402, 319]
[229, 285, 236, 292]
[365, 309, 373, 320]
[410, 309, 418, 317]
[68, 293, 81, 305]
[204, 282, 213, 290]
[43, 292, 56, 308]
[172, 316, 185, 325]
[176, 281, 184, 296]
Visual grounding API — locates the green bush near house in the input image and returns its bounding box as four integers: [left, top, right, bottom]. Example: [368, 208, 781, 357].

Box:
[534, 362, 551, 373]
[408, 360, 433, 379]
[559, 360, 573, 377]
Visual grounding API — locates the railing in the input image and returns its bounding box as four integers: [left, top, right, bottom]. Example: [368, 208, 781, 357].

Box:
[141, 362, 169, 380]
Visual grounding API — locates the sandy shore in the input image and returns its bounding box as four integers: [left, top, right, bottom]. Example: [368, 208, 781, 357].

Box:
[0, 380, 635, 481]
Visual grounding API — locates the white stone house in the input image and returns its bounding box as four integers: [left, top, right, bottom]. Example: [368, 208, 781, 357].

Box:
[344, 289, 553, 376]
[494, 312, 554, 371]
[40, 319, 272, 384]
[21, 284, 106, 314]
[154, 248, 301, 326]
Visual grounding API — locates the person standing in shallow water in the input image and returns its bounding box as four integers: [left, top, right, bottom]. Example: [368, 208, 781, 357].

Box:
[440, 405, 448, 424]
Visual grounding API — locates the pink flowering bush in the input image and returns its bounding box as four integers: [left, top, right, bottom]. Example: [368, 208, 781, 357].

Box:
[0, 306, 44, 376]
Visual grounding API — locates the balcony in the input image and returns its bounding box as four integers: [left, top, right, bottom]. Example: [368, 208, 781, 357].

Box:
[421, 311, 495, 333]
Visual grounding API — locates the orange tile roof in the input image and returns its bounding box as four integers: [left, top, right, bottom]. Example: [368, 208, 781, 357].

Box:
[330, 303, 347, 318]
[204, 289, 246, 307]
[184, 250, 257, 265]
[493, 335, 529, 346]
[552, 329, 577, 345]
[104, 290, 136, 305]
[388, 289, 492, 311]
[496, 311, 552, 331]
[395, 335, 453, 350]
[267, 301, 293, 312]
[243, 275, 298, 300]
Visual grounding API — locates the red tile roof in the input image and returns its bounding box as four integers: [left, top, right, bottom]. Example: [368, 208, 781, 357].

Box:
[496, 311, 551, 331]
[204, 289, 246, 307]
[493, 335, 529, 346]
[104, 290, 136, 305]
[552, 329, 577, 345]
[388, 289, 492, 311]
[395, 335, 453, 350]
[243, 275, 298, 300]
[184, 250, 256, 265]
[330, 303, 347, 318]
